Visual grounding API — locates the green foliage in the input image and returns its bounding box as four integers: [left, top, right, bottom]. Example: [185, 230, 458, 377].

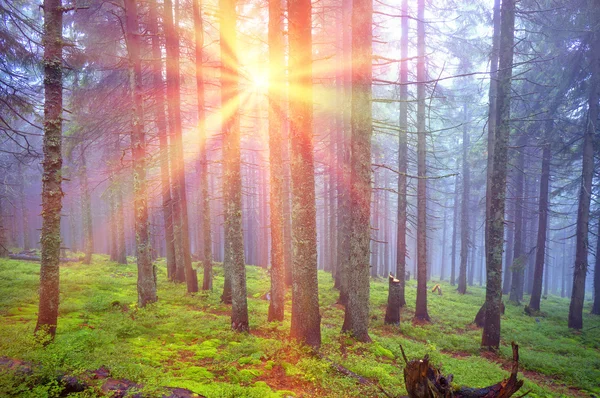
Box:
[0, 257, 598, 397]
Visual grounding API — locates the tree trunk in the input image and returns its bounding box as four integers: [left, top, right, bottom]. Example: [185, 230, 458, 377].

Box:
[502, 193, 514, 294]
[124, 0, 157, 308]
[569, 31, 598, 329]
[509, 135, 526, 305]
[80, 149, 93, 265]
[414, 0, 430, 323]
[115, 178, 127, 265]
[19, 165, 30, 251]
[528, 136, 551, 313]
[35, 0, 63, 339]
[370, 171, 379, 277]
[267, 0, 285, 321]
[451, 173, 459, 286]
[396, 0, 408, 306]
[592, 215, 600, 315]
[192, 0, 213, 291]
[458, 103, 470, 295]
[336, 0, 352, 306]
[342, 0, 372, 342]
[220, 0, 248, 332]
[482, 0, 515, 350]
[289, 0, 321, 348]
[149, 0, 175, 279]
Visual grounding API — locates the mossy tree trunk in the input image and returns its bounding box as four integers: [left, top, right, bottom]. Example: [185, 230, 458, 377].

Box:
[35, 0, 63, 339]
[220, 0, 248, 332]
[483, 0, 515, 350]
[149, 0, 175, 279]
[414, 0, 430, 323]
[569, 22, 599, 328]
[124, 0, 157, 308]
[267, 0, 285, 321]
[289, 0, 321, 348]
[192, 0, 213, 291]
[342, 0, 372, 342]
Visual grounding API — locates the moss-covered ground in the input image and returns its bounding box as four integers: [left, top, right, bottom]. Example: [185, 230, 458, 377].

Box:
[0, 255, 598, 397]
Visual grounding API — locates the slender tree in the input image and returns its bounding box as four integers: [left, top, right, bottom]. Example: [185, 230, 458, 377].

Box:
[220, 0, 248, 331]
[125, 0, 157, 308]
[396, 0, 408, 306]
[289, 0, 321, 348]
[192, 0, 213, 291]
[267, 0, 285, 321]
[342, 0, 372, 342]
[482, 0, 515, 350]
[414, 0, 430, 322]
[569, 25, 599, 329]
[35, 0, 64, 339]
[458, 103, 470, 294]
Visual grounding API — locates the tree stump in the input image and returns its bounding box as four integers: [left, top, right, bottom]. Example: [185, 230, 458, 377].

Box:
[401, 342, 523, 398]
[385, 273, 401, 325]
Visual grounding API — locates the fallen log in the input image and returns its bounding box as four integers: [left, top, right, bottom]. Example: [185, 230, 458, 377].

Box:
[401, 342, 523, 398]
[8, 254, 79, 263]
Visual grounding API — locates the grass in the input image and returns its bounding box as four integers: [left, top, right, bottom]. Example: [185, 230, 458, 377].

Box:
[0, 254, 598, 397]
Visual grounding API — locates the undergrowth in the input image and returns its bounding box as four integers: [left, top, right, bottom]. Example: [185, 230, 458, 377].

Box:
[0, 255, 598, 397]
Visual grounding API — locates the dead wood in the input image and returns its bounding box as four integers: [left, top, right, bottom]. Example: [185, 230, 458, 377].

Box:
[402, 342, 523, 397]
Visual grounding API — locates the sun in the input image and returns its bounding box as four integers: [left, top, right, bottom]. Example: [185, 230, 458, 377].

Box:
[251, 72, 269, 90]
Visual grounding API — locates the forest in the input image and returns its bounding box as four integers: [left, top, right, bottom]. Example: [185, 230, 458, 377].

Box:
[0, 0, 599, 396]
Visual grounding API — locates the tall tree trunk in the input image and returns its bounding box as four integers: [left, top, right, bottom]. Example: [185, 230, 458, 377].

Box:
[192, 0, 213, 291]
[458, 103, 470, 294]
[80, 149, 93, 265]
[370, 171, 379, 277]
[164, 0, 195, 289]
[482, 0, 515, 350]
[528, 136, 551, 312]
[267, 0, 285, 321]
[451, 173, 459, 286]
[592, 216, 600, 315]
[109, 183, 118, 262]
[125, 0, 157, 308]
[396, 0, 408, 306]
[220, 0, 248, 331]
[569, 26, 599, 329]
[342, 0, 372, 342]
[0, 198, 8, 258]
[289, 0, 321, 348]
[336, 0, 352, 305]
[414, 0, 430, 322]
[509, 135, 526, 305]
[149, 0, 176, 279]
[440, 204, 447, 281]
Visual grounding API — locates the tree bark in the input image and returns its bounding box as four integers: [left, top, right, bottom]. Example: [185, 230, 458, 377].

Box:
[342, 0, 372, 342]
[592, 216, 600, 315]
[482, 0, 515, 350]
[19, 165, 30, 251]
[220, 0, 248, 332]
[396, 0, 408, 306]
[149, 0, 175, 279]
[451, 173, 459, 286]
[192, 0, 213, 291]
[528, 136, 551, 313]
[509, 135, 526, 305]
[569, 25, 599, 329]
[414, 0, 430, 322]
[124, 0, 157, 308]
[267, 0, 285, 321]
[35, 0, 63, 339]
[289, 0, 321, 348]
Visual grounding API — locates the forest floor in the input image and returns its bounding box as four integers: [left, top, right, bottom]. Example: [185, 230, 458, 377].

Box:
[0, 255, 599, 397]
